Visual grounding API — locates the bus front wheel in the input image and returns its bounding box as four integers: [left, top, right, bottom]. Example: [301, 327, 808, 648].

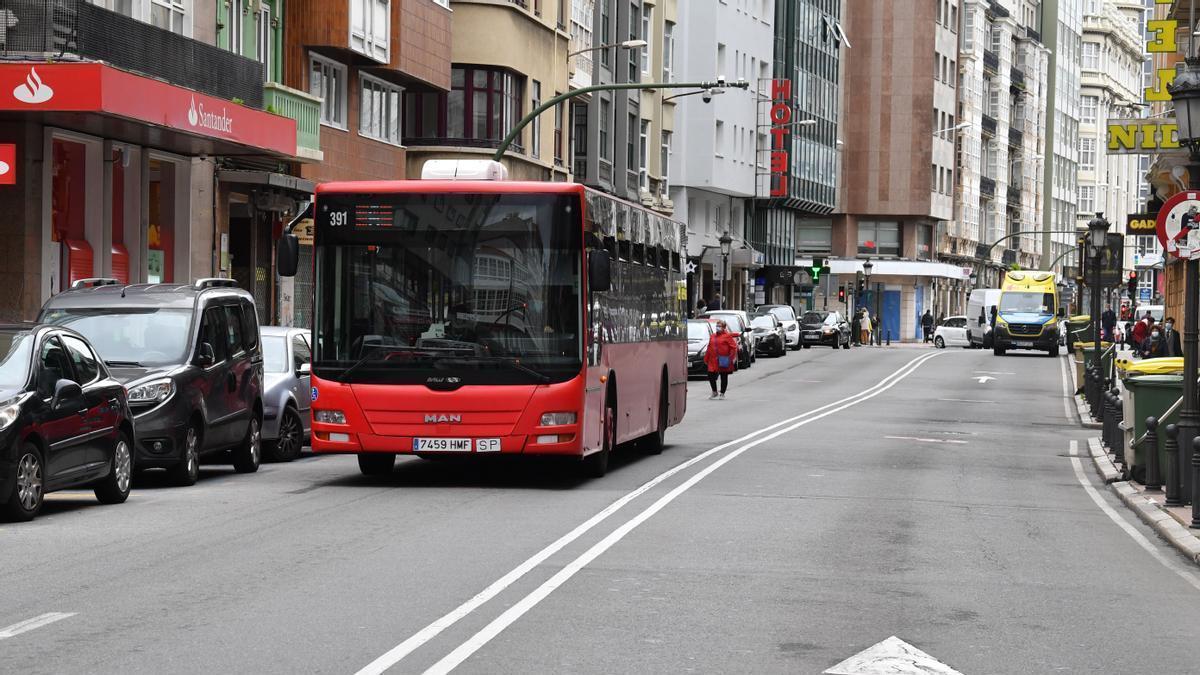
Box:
[584, 400, 615, 478]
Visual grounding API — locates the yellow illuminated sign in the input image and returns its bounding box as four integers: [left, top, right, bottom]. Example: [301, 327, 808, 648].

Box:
[1106, 119, 1179, 154]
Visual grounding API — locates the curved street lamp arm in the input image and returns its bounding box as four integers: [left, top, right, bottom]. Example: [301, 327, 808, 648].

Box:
[982, 229, 1080, 259]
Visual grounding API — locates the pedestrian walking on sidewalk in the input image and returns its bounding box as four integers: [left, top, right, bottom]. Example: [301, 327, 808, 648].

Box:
[706, 294, 723, 311]
[921, 310, 934, 343]
[695, 299, 706, 318]
[850, 311, 861, 346]
[1140, 327, 1167, 359]
[859, 308, 872, 346]
[704, 319, 739, 400]
[1101, 305, 1117, 343]
[1163, 317, 1182, 357]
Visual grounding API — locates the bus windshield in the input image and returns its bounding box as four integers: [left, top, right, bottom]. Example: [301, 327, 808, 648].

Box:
[315, 192, 583, 385]
[999, 291, 1055, 315]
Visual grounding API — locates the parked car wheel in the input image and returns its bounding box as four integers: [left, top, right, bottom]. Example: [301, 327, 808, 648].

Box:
[267, 407, 304, 462]
[168, 424, 201, 487]
[2, 444, 44, 522]
[231, 416, 262, 474]
[842, 335, 851, 350]
[935, 336, 945, 349]
[94, 432, 133, 505]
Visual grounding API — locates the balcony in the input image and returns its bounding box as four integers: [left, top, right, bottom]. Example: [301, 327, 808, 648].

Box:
[1007, 185, 1021, 204]
[981, 114, 998, 137]
[1024, 26, 1042, 44]
[980, 176, 996, 198]
[1008, 127, 1023, 148]
[1010, 66, 1026, 91]
[983, 50, 1000, 75]
[263, 83, 323, 161]
[1002, 249, 1017, 266]
[1, 0, 265, 107]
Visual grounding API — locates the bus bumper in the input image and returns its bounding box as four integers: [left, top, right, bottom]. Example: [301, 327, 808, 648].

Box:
[312, 431, 584, 456]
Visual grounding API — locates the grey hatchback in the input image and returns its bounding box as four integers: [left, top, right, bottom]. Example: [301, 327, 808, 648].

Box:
[260, 326, 312, 462]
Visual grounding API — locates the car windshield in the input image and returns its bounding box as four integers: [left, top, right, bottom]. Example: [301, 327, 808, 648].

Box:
[999, 291, 1054, 315]
[687, 321, 711, 340]
[751, 316, 775, 330]
[766, 307, 796, 322]
[315, 192, 583, 385]
[40, 308, 194, 367]
[262, 336, 289, 373]
[0, 331, 33, 389]
[800, 312, 828, 324]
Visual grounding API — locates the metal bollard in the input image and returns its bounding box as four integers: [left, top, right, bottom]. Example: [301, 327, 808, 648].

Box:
[1192, 436, 1200, 529]
[886, 330, 891, 346]
[1111, 388, 1125, 466]
[1165, 424, 1183, 507]
[1145, 417, 1162, 491]
[1102, 390, 1116, 451]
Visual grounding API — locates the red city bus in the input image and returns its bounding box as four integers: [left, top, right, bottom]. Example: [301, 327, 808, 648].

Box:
[284, 177, 688, 477]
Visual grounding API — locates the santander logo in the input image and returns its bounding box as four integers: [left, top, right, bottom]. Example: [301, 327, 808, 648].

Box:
[0, 160, 9, 176]
[13, 67, 53, 104]
[187, 95, 233, 134]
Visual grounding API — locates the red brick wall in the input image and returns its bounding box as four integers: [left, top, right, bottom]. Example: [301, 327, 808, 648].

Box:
[397, 0, 452, 91]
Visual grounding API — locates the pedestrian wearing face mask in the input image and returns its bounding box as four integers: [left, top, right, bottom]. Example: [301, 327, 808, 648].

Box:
[1140, 326, 1167, 359]
[704, 319, 739, 400]
[1162, 317, 1183, 357]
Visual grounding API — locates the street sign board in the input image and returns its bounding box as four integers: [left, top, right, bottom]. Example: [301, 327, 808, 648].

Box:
[1140, 287, 1151, 301]
[1127, 213, 1158, 234]
[1157, 190, 1200, 260]
[1100, 232, 1124, 288]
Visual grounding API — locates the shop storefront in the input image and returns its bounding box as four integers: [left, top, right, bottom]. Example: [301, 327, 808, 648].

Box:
[0, 62, 300, 321]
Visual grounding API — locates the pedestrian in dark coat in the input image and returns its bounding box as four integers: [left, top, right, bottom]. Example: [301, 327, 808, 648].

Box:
[850, 312, 861, 346]
[703, 319, 739, 400]
[1162, 317, 1183, 357]
[921, 310, 935, 343]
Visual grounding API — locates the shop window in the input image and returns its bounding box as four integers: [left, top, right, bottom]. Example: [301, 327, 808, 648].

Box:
[111, 147, 129, 284]
[52, 139, 89, 290]
[147, 159, 178, 284]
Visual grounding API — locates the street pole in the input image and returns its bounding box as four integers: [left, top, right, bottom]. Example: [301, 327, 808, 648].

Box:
[1086, 214, 1109, 415]
[1039, 0, 1059, 271]
[493, 79, 749, 161]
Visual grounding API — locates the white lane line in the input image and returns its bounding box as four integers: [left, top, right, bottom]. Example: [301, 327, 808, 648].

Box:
[421, 352, 944, 675]
[1068, 441, 1200, 592]
[354, 351, 944, 675]
[0, 612, 76, 640]
[884, 436, 968, 445]
[937, 398, 995, 404]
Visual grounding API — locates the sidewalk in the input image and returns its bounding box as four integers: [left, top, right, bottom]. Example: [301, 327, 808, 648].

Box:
[1070, 358, 1200, 565]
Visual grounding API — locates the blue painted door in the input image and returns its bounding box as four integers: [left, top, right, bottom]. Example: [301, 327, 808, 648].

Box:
[883, 291, 901, 343]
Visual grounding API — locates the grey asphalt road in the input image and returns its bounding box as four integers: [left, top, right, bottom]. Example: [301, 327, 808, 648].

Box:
[3, 344, 1199, 674]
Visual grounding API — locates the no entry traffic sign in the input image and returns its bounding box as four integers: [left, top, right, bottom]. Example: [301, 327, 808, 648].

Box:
[1158, 190, 1200, 260]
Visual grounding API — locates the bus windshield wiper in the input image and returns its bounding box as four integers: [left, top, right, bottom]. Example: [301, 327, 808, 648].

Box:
[441, 355, 550, 383]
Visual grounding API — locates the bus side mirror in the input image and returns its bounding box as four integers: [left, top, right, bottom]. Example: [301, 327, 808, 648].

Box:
[277, 234, 300, 278]
[588, 250, 611, 292]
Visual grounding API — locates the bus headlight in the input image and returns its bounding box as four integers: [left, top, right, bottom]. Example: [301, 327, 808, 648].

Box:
[540, 412, 577, 426]
[315, 409, 347, 424]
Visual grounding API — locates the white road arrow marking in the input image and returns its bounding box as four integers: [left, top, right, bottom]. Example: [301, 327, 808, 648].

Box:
[824, 636, 964, 675]
[973, 375, 995, 384]
[885, 435, 968, 444]
[0, 612, 75, 640]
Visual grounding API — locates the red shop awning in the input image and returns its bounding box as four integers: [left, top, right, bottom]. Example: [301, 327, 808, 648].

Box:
[0, 62, 297, 158]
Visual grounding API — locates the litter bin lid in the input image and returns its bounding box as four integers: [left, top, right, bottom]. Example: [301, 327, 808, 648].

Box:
[1119, 358, 1184, 375]
[1069, 315, 1090, 323]
[1126, 373, 1184, 386]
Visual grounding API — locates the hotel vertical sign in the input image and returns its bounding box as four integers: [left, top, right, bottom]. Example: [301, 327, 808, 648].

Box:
[758, 79, 793, 198]
[1106, 0, 1177, 154]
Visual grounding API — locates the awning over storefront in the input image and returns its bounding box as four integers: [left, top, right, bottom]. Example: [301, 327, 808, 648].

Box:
[0, 62, 298, 159]
[797, 258, 971, 281]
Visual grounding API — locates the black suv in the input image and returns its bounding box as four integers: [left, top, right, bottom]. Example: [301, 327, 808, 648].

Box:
[0, 324, 135, 521]
[39, 279, 264, 486]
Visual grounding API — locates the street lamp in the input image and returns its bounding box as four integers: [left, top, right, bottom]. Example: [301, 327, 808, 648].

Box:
[719, 231, 733, 309]
[1168, 57, 1200, 528]
[1085, 212, 1110, 416]
[567, 39, 646, 58]
[757, 119, 817, 129]
[863, 259, 875, 344]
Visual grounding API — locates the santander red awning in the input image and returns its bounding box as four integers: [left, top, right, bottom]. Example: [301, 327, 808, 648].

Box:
[0, 62, 297, 158]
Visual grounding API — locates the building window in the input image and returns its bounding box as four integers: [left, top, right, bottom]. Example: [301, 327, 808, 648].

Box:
[641, 6, 652, 75]
[257, 4, 272, 81]
[600, 98, 612, 161]
[663, 21, 675, 82]
[531, 80, 542, 159]
[639, 119, 649, 191]
[226, 0, 243, 52]
[627, 112, 637, 168]
[916, 224, 932, 261]
[858, 221, 900, 256]
[796, 218, 832, 254]
[660, 130, 671, 196]
[573, 101, 588, 177]
[360, 74, 402, 145]
[1082, 42, 1100, 70]
[350, 0, 390, 63]
[1078, 185, 1095, 213]
[628, 2, 639, 82]
[402, 66, 524, 150]
[310, 54, 348, 129]
[600, 0, 611, 69]
[715, 120, 725, 157]
[554, 97, 564, 166]
[1080, 95, 1098, 124]
[151, 0, 188, 35]
[1079, 137, 1096, 171]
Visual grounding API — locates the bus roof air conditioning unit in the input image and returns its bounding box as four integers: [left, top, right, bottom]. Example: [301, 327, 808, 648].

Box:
[421, 159, 509, 181]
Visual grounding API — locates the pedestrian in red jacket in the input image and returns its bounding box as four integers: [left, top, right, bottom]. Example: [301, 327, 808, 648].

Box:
[704, 319, 740, 400]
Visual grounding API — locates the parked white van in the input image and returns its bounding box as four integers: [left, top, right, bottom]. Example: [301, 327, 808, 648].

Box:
[966, 288, 1002, 348]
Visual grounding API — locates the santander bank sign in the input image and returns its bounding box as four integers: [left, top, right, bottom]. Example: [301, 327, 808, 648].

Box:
[188, 96, 234, 134]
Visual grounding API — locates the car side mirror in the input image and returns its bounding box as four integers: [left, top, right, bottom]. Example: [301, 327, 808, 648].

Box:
[277, 233, 300, 278]
[588, 249, 611, 293]
[51, 379, 82, 410]
[196, 342, 216, 367]
[297, 362, 311, 376]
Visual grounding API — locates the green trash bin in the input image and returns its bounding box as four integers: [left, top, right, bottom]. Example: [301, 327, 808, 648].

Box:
[1079, 343, 1115, 384]
[1124, 374, 1184, 485]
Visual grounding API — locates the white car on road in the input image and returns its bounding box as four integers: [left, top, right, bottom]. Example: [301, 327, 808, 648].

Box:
[933, 315, 970, 348]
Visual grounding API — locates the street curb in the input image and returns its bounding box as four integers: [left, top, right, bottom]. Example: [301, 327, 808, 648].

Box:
[1086, 436, 1200, 566]
[1074, 394, 1103, 428]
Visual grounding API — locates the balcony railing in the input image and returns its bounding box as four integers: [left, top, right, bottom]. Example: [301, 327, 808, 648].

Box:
[263, 83, 322, 159]
[1010, 66, 1026, 91]
[1008, 127, 1023, 147]
[980, 176, 996, 198]
[981, 114, 998, 137]
[983, 49, 1000, 74]
[1007, 185, 1021, 204]
[0, 0, 264, 107]
[1024, 26, 1041, 44]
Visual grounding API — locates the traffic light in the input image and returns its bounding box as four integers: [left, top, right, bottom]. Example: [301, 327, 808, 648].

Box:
[809, 256, 827, 284]
[838, 286, 846, 302]
[855, 270, 865, 295]
[1127, 271, 1138, 299]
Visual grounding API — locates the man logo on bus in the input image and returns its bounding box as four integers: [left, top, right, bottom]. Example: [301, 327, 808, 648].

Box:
[424, 414, 462, 423]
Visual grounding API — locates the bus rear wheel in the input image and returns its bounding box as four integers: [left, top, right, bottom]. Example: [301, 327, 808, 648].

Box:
[639, 380, 668, 455]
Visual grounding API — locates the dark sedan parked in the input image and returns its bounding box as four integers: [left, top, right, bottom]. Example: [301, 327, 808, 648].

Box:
[686, 320, 715, 377]
[750, 314, 787, 357]
[799, 310, 852, 349]
[0, 324, 134, 521]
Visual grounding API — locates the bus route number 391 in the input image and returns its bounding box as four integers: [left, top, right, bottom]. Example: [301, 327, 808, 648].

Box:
[412, 438, 501, 453]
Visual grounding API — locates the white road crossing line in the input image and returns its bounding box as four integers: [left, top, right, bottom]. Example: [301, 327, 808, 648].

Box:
[884, 435, 968, 445]
[419, 352, 945, 675]
[1068, 441, 1200, 592]
[0, 612, 76, 640]
[354, 351, 945, 675]
[937, 398, 995, 404]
